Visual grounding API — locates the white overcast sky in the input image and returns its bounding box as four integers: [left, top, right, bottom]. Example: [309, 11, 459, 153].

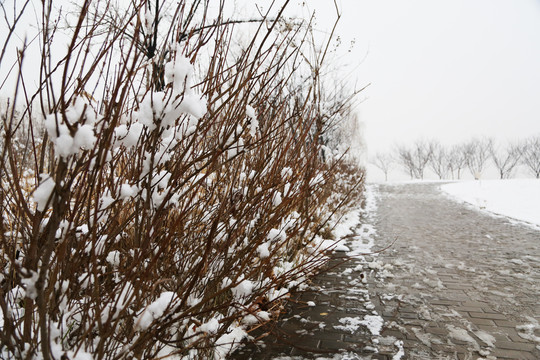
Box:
[250, 0, 540, 155]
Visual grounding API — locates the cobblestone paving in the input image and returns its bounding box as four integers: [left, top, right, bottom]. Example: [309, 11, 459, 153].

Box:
[232, 183, 540, 359]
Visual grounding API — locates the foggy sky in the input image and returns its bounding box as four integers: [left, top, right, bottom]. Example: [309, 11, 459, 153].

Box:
[302, 0, 540, 155]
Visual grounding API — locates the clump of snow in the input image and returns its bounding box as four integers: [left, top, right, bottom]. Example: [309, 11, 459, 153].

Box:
[332, 209, 360, 239]
[65, 97, 97, 124]
[361, 315, 384, 336]
[20, 270, 39, 300]
[446, 325, 478, 345]
[245, 105, 256, 119]
[177, 93, 207, 120]
[199, 318, 220, 334]
[214, 327, 248, 359]
[257, 311, 270, 321]
[334, 315, 384, 336]
[267, 287, 289, 302]
[135, 292, 180, 330]
[231, 277, 253, 300]
[309, 173, 325, 187]
[364, 302, 375, 310]
[246, 105, 259, 137]
[392, 340, 405, 360]
[257, 242, 270, 258]
[241, 314, 259, 325]
[516, 319, 540, 343]
[246, 105, 258, 137]
[164, 55, 193, 92]
[334, 243, 350, 252]
[73, 124, 97, 150]
[474, 330, 496, 347]
[268, 228, 287, 242]
[119, 183, 138, 200]
[281, 167, 293, 179]
[45, 98, 97, 158]
[106, 250, 121, 267]
[163, 51, 207, 120]
[272, 191, 282, 207]
[368, 260, 384, 270]
[33, 174, 55, 211]
[334, 317, 364, 333]
[442, 179, 540, 226]
[241, 310, 270, 326]
[115, 123, 144, 148]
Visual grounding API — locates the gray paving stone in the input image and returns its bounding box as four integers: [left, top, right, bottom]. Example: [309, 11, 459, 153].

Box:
[425, 327, 447, 336]
[491, 348, 538, 359]
[468, 317, 496, 326]
[454, 306, 484, 312]
[493, 319, 519, 327]
[317, 340, 349, 351]
[495, 340, 537, 351]
[468, 311, 508, 320]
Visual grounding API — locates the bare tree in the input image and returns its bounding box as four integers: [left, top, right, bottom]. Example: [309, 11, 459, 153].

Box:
[371, 152, 393, 181]
[490, 140, 521, 179]
[520, 135, 540, 178]
[464, 138, 492, 179]
[428, 141, 449, 179]
[446, 144, 468, 180]
[396, 146, 416, 179]
[396, 140, 433, 179]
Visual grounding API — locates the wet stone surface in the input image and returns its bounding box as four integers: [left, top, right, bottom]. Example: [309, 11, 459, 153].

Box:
[231, 253, 387, 360]
[231, 183, 540, 359]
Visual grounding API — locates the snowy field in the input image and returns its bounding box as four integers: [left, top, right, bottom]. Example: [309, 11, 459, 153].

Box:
[441, 179, 540, 227]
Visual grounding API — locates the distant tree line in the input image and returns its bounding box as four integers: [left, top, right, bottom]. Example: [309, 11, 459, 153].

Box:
[371, 135, 540, 181]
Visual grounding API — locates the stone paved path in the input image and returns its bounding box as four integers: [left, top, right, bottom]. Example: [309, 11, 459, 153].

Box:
[232, 182, 540, 359]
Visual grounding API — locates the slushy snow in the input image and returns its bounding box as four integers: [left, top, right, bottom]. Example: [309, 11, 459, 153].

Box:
[334, 315, 384, 336]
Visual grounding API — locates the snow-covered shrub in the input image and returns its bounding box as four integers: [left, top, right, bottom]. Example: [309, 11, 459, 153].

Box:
[0, 1, 364, 359]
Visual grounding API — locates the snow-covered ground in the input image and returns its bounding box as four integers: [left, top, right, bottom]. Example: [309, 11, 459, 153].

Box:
[441, 179, 540, 227]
